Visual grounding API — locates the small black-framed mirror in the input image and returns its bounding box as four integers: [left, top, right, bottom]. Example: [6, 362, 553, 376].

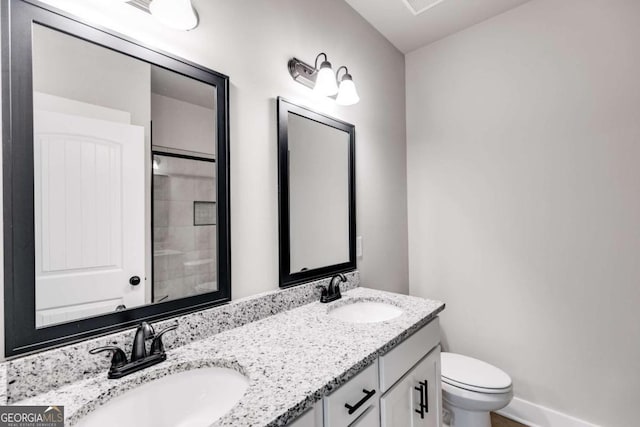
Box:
[277, 97, 356, 288]
[2, 0, 231, 357]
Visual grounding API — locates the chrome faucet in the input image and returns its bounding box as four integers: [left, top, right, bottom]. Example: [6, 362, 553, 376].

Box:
[319, 273, 347, 303]
[90, 321, 178, 379]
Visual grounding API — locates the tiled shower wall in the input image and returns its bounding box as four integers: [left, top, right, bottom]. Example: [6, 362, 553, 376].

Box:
[153, 155, 217, 301]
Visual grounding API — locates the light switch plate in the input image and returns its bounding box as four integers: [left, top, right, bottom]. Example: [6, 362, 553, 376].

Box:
[356, 236, 363, 258]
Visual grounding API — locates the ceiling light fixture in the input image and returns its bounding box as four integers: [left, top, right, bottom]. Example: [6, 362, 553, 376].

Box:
[288, 53, 360, 106]
[149, 0, 199, 31]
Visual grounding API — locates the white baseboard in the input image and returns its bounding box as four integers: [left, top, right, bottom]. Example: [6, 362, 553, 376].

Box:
[497, 397, 600, 427]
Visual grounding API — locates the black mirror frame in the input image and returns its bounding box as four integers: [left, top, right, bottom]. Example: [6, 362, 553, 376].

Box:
[2, 0, 232, 357]
[277, 97, 356, 288]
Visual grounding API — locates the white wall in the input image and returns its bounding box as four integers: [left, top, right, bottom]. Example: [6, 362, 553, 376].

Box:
[32, 24, 151, 133]
[29, 0, 409, 299]
[406, 1, 640, 426]
[151, 93, 216, 156]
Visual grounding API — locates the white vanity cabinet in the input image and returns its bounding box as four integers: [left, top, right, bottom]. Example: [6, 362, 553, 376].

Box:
[287, 361, 380, 427]
[349, 405, 380, 427]
[289, 401, 323, 427]
[288, 317, 441, 427]
[379, 317, 441, 427]
[380, 347, 441, 427]
[324, 360, 380, 426]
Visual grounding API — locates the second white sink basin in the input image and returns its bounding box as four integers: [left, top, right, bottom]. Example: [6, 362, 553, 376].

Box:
[76, 367, 249, 427]
[328, 300, 403, 323]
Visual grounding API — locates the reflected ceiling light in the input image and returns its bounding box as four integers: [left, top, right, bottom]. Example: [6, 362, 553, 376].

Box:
[149, 0, 199, 31]
[335, 66, 360, 106]
[153, 157, 160, 170]
[288, 53, 359, 105]
[313, 53, 339, 97]
[403, 0, 448, 16]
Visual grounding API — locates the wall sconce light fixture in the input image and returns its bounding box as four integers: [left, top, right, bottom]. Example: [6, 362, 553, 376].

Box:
[313, 53, 339, 96]
[335, 66, 360, 106]
[288, 53, 360, 105]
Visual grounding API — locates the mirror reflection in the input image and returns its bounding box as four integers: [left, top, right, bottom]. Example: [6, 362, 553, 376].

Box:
[152, 155, 217, 303]
[288, 113, 351, 273]
[32, 23, 218, 327]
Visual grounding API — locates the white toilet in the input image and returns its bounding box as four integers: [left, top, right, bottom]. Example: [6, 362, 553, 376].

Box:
[441, 353, 513, 427]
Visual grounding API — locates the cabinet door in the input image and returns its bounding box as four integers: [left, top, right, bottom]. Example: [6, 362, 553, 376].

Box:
[380, 346, 441, 427]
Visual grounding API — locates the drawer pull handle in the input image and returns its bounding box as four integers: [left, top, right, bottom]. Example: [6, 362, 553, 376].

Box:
[414, 380, 429, 419]
[345, 389, 376, 415]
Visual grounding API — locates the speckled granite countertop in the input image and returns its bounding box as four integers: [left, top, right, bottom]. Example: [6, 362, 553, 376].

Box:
[18, 287, 445, 427]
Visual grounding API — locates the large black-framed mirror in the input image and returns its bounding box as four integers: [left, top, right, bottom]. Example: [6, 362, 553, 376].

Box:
[277, 97, 356, 288]
[2, 0, 231, 357]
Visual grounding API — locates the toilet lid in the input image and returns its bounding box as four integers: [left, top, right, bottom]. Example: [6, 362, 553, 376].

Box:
[441, 353, 512, 393]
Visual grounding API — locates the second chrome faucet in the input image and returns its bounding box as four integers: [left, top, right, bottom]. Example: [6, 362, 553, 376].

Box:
[90, 321, 178, 379]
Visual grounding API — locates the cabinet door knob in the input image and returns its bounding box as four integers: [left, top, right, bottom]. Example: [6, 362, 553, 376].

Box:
[129, 276, 141, 286]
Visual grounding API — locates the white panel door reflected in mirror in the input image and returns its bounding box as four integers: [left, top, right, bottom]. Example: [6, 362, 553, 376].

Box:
[287, 113, 351, 273]
[31, 23, 218, 328]
[33, 109, 146, 328]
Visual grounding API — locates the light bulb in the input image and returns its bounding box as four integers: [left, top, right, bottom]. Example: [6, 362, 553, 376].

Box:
[336, 74, 360, 106]
[149, 0, 199, 31]
[314, 61, 339, 97]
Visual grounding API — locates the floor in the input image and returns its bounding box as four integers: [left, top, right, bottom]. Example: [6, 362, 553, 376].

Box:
[491, 413, 528, 427]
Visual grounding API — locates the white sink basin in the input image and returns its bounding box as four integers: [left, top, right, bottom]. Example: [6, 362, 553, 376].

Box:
[77, 367, 249, 427]
[328, 300, 403, 323]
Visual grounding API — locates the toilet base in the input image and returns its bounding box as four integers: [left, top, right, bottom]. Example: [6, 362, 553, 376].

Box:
[443, 400, 491, 427]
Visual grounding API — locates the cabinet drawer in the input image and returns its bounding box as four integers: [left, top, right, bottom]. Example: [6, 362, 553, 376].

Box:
[324, 360, 379, 427]
[349, 403, 380, 427]
[378, 317, 440, 393]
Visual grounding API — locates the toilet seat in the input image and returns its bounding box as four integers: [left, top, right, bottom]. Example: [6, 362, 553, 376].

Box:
[443, 376, 512, 394]
[441, 353, 512, 394]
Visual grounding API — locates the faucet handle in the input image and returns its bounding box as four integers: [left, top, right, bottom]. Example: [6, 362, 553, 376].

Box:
[150, 323, 178, 355]
[316, 285, 329, 302]
[89, 346, 128, 369]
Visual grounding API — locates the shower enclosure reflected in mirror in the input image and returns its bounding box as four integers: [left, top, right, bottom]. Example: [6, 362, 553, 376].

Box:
[277, 97, 356, 287]
[152, 154, 217, 304]
[3, 0, 230, 356]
